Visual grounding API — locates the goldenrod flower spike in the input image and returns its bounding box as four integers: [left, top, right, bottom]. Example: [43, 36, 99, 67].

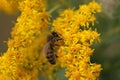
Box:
[0, 0, 49, 80]
[53, 1, 102, 80]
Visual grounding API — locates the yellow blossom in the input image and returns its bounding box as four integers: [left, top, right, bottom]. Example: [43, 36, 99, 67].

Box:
[0, 0, 50, 80]
[0, 0, 102, 80]
[53, 1, 102, 80]
[0, 0, 21, 14]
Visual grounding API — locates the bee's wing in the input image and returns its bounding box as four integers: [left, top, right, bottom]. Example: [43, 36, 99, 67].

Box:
[42, 42, 50, 55]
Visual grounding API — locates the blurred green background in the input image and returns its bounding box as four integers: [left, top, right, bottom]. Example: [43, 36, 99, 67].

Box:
[0, 0, 120, 80]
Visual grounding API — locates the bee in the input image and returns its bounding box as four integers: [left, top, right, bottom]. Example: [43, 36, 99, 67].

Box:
[43, 31, 63, 65]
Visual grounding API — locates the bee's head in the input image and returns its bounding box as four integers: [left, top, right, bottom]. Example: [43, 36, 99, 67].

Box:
[47, 31, 59, 42]
[52, 31, 59, 37]
[52, 31, 62, 40]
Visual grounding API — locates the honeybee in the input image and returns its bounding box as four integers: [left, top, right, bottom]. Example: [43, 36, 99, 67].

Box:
[43, 31, 63, 64]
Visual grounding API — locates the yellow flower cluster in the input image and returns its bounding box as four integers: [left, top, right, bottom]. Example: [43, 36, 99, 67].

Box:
[0, 0, 21, 14]
[0, 0, 102, 80]
[53, 1, 102, 80]
[0, 0, 49, 80]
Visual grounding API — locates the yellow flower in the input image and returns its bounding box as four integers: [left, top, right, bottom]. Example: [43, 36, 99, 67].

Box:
[53, 1, 102, 80]
[0, 0, 102, 80]
[0, 0, 21, 14]
[0, 0, 49, 79]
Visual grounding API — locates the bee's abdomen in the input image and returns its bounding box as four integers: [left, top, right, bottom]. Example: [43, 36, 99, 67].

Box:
[46, 52, 56, 64]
